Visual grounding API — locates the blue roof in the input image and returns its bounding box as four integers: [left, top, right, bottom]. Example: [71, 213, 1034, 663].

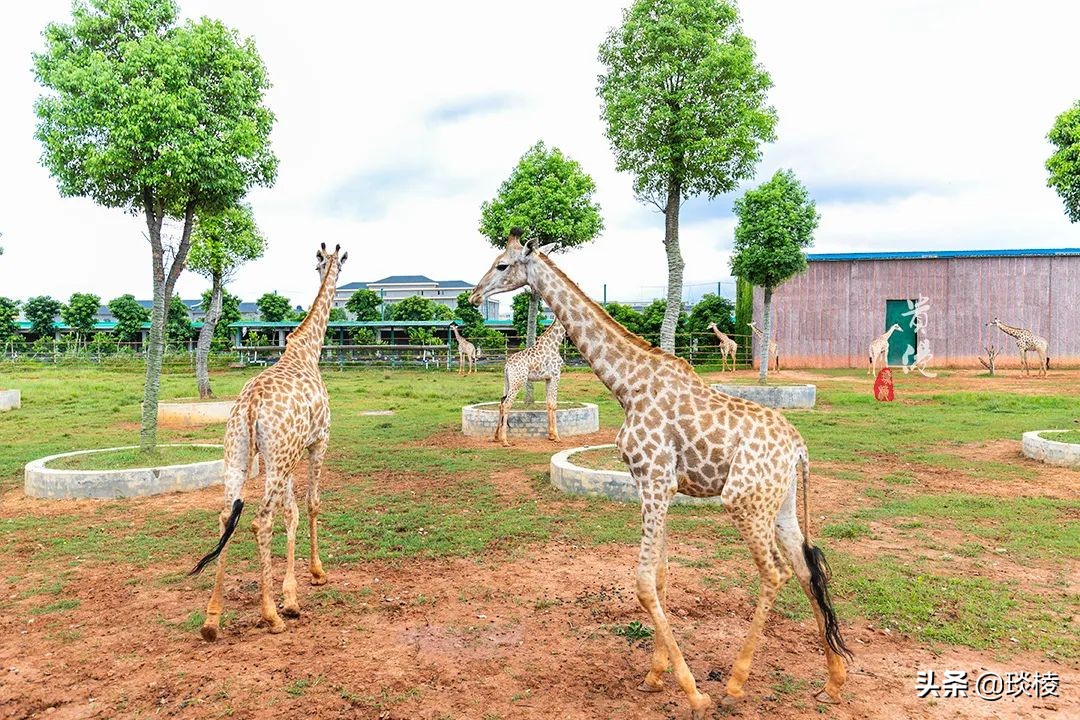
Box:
[337, 282, 368, 290]
[371, 275, 436, 285]
[808, 248, 1080, 262]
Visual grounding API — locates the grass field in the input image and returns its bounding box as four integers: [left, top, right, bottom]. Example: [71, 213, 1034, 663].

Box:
[0, 363, 1076, 719]
[44, 444, 223, 471]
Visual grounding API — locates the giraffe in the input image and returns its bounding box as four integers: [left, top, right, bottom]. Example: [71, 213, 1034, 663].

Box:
[986, 318, 1048, 377]
[189, 243, 347, 641]
[747, 321, 780, 372]
[494, 319, 566, 445]
[469, 231, 852, 717]
[707, 322, 738, 372]
[450, 323, 478, 375]
[867, 323, 903, 377]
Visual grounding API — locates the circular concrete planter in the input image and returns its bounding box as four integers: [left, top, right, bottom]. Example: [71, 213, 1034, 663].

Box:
[24, 444, 224, 499]
[710, 383, 816, 409]
[550, 444, 722, 506]
[1021, 431, 1080, 468]
[462, 402, 599, 439]
[0, 389, 20, 412]
[157, 399, 235, 426]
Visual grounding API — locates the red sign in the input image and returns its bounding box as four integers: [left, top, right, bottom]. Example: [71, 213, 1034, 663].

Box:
[874, 368, 895, 401]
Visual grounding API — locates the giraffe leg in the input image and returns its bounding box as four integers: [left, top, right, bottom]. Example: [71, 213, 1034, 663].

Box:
[200, 503, 234, 641]
[1019, 349, 1028, 377]
[1037, 349, 1047, 378]
[281, 479, 301, 618]
[634, 462, 711, 718]
[253, 482, 286, 634]
[638, 535, 671, 692]
[545, 375, 560, 442]
[307, 438, 328, 585]
[497, 375, 524, 447]
[775, 479, 848, 702]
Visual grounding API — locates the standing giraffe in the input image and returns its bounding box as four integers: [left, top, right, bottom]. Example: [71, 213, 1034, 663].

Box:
[747, 321, 780, 372]
[867, 323, 903, 376]
[494, 319, 566, 445]
[470, 231, 851, 716]
[707, 322, 738, 372]
[450, 323, 478, 375]
[986, 318, 1048, 377]
[189, 243, 347, 640]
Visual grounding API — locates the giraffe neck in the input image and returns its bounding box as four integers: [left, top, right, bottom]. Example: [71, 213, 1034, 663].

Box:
[995, 321, 1025, 338]
[283, 264, 340, 363]
[750, 326, 764, 339]
[883, 326, 898, 340]
[526, 255, 695, 407]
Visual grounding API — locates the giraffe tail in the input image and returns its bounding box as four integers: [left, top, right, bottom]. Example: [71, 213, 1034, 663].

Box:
[189, 498, 244, 576]
[798, 450, 854, 662]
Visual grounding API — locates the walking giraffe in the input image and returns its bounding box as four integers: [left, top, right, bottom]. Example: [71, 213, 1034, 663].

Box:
[450, 323, 478, 375]
[707, 322, 738, 372]
[986, 318, 1048, 377]
[190, 243, 347, 640]
[470, 231, 851, 717]
[494, 319, 566, 445]
[747, 321, 780, 372]
[867, 323, 903, 376]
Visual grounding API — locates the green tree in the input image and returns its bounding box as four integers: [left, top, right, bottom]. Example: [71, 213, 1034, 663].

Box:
[734, 276, 753, 344]
[34, 0, 277, 450]
[687, 293, 735, 338]
[729, 169, 819, 383]
[603, 302, 642, 335]
[200, 286, 240, 351]
[387, 295, 453, 322]
[598, 0, 776, 353]
[345, 288, 382, 321]
[454, 291, 485, 331]
[1047, 100, 1080, 222]
[511, 292, 544, 343]
[108, 294, 150, 343]
[60, 292, 101, 348]
[638, 299, 687, 345]
[479, 140, 603, 401]
[0, 297, 20, 342]
[24, 296, 62, 339]
[188, 203, 265, 397]
[256, 292, 292, 322]
[166, 295, 193, 346]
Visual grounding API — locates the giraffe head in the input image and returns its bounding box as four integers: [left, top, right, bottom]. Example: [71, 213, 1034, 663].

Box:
[316, 242, 348, 280]
[985, 317, 1000, 328]
[889, 323, 902, 333]
[707, 322, 718, 332]
[747, 321, 759, 332]
[469, 228, 551, 305]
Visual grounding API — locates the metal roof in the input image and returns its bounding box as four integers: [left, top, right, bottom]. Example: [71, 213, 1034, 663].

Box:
[228, 320, 464, 328]
[807, 248, 1080, 262]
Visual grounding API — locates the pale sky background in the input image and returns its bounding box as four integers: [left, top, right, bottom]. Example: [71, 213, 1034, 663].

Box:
[1, 0, 1078, 313]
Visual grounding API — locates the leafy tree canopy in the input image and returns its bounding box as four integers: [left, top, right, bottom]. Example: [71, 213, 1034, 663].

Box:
[597, 0, 776, 203]
[108, 294, 150, 342]
[387, 295, 454, 322]
[638, 298, 687, 340]
[687, 293, 735, 336]
[0, 297, 20, 339]
[200, 286, 240, 349]
[256, 292, 291, 322]
[345, 288, 382, 321]
[188, 203, 265, 280]
[1047, 100, 1080, 222]
[61, 292, 101, 338]
[511, 292, 544, 339]
[729, 169, 819, 290]
[166, 295, 193, 344]
[24, 296, 63, 337]
[454, 291, 485, 330]
[478, 140, 604, 250]
[603, 302, 643, 335]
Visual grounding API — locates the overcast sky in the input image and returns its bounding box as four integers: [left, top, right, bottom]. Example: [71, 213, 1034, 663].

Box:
[1, 0, 1078, 312]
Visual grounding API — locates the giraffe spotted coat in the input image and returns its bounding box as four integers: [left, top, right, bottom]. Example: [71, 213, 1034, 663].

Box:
[495, 319, 566, 444]
[987, 318, 1048, 377]
[450, 324, 478, 375]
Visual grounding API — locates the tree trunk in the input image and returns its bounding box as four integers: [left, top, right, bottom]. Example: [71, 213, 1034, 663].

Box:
[758, 287, 773, 385]
[660, 179, 683, 354]
[524, 291, 539, 404]
[195, 273, 223, 399]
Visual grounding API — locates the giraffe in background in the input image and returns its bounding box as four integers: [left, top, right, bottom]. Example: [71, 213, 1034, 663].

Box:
[495, 319, 566, 445]
[747, 321, 779, 372]
[470, 231, 851, 717]
[450, 323, 478, 375]
[707, 322, 738, 372]
[190, 243, 347, 640]
[868, 323, 903, 376]
[986, 318, 1048, 377]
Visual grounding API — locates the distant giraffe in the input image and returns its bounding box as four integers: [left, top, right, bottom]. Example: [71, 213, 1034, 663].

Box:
[189, 243, 346, 640]
[986, 318, 1048, 377]
[868, 323, 903, 376]
[494, 319, 566, 445]
[707, 322, 738, 372]
[450, 323, 478, 375]
[747, 321, 779, 372]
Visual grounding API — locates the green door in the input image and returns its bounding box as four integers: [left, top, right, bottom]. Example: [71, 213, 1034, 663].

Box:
[884, 300, 918, 366]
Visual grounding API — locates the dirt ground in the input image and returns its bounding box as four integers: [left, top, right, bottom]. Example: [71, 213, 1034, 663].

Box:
[1, 370, 1077, 719]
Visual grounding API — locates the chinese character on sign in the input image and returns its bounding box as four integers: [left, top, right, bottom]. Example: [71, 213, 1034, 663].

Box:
[874, 367, 895, 401]
[1036, 672, 1060, 698]
[916, 670, 942, 698]
[941, 670, 969, 698]
[900, 295, 937, 378]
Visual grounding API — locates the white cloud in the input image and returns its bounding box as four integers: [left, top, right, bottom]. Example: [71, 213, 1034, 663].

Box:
[1, 0, 1077, 312]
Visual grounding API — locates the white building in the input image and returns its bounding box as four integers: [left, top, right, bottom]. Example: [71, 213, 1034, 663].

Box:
[335, 275, 499, 319]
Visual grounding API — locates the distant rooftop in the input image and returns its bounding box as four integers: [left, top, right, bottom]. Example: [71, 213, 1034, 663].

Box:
[337, 275, 476, 291]
[808, 248, 1080, 262]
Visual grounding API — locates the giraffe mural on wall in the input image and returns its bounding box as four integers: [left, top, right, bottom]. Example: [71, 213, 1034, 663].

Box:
[747, 321, 779, 372]
[469, 230, 852, 717]
[986, 318, 1048, 378]
[449, 323, 478, 375]
[707, 322, 738, 372]
[868, 323, 903, 376]
[494, 319, 566, 445]
[189, 243, 347, 641]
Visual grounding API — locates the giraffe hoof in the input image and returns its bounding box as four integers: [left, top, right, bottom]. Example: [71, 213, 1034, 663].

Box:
[813, 687, 842, 704]
[637, 680, 664, 693]
[281, 605, 301, 619]
[310, 573, 328, 586]
[267, 621, 287, 634]
[689, 692, 712, 719]
[200, 624, 219, 642]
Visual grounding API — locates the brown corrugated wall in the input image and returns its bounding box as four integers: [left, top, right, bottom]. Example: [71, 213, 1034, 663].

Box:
[751, 256, 1080, 368]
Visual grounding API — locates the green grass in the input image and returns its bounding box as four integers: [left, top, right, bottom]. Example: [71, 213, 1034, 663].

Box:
[568, 446, 625, 471]
[610, 620, 652, 645]
[821, 521, 872, 540]
[1039, 429, 1080, 444]
[45, 444, 221, 470]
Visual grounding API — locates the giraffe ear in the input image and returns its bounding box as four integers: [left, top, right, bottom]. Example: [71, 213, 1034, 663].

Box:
[523, 238, 538, 256]
[538, 243, 557, 255]
[340, 252, 348, 264]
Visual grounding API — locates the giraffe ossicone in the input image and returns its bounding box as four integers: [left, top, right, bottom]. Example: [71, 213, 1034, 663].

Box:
[469, 232, 852, 715]
[189, 243, 346, 641]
